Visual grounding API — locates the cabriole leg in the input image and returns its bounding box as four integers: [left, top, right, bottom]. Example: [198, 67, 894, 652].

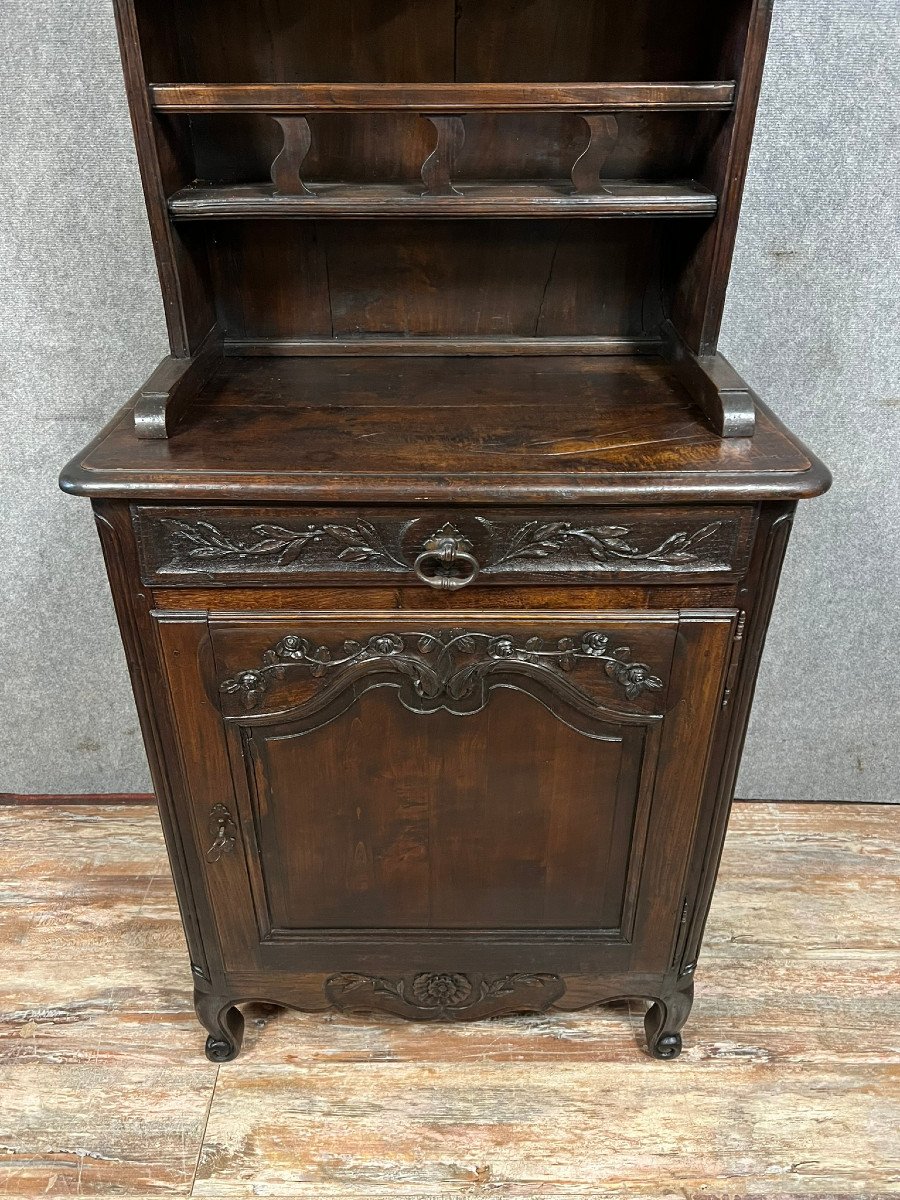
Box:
[644, 977, 694, 1060]
[195, 989, 245, 1062]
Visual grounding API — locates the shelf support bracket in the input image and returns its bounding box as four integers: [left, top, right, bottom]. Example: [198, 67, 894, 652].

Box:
[271, 116, 314, 197]
[663, 321, 757, 438]
[571, 115, 619, 194]
[421, 116, 466, 197]
[133, 327, 220, 439]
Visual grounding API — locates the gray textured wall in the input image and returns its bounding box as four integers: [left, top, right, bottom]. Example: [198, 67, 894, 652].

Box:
[1, 1, 898, 799]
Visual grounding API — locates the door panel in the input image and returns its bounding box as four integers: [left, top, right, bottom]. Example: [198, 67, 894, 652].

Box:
[156, 608, 735, 979]
[244, 685, 654, 931]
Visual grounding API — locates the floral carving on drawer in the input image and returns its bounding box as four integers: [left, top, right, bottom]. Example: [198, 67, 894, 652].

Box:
[133, 506, 752, 584]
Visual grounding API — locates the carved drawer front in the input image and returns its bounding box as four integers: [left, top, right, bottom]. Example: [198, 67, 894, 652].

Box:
[133, 503, 756, 588]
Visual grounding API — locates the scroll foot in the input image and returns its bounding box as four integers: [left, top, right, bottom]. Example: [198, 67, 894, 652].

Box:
[195, 989, 245, 1062]
[644, 977, 694, 1061]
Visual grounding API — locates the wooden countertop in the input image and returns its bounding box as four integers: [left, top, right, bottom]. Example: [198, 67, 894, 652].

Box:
[61, 355, 830, 504]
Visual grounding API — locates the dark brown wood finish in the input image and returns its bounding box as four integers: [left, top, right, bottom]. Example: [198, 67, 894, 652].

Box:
[64, 0, 829, 1062]
[111, 0, 215, 357]
[133, 326, 221, 438]
[62, 355, 828, 504]
[167, 180, 719, 220]
[150, 82, 738, 113]
[132, 503, 757, 587]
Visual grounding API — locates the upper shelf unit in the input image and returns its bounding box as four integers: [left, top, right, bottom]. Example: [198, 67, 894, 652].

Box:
[117, 0, 776, 382]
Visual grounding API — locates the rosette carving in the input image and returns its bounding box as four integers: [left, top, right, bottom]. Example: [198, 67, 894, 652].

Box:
[325, 971, 564, 1020]
[220, 628, 664, 712]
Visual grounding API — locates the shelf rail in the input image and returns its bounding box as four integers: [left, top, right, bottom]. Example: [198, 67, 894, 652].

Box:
[154, 82, 731, 217]
[149, 81, 736, 114]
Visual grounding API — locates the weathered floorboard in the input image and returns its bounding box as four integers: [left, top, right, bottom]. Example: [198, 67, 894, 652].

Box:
[0, 807, 217, 1195]
[0, 802, 897, 1197]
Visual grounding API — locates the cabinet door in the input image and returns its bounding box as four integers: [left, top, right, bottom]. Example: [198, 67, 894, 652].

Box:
[156, 609, 735, 986]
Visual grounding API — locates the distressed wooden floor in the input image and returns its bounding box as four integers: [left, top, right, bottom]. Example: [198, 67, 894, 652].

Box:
[0, 802, 897, 1198]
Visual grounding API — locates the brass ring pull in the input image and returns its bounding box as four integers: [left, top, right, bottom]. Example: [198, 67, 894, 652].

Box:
[413, 524, 480, 590]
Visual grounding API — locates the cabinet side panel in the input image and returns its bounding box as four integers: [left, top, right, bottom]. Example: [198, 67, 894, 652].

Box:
[670, 0, 775, 353]
[676, 503, 797, 979]
[112, 0, 216, 355]
[91, 502, 215, 982]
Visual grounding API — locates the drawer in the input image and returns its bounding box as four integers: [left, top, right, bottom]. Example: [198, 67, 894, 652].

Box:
[133, 504, 756, 589]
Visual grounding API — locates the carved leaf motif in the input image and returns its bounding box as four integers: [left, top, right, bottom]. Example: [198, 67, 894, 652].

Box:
[392, 655, 442, 699]
[163, 520, 241, 555]
[321, 523, 381, 563]
[276, 537, 318, 565]
[371, 977, 405, 1000]
[329, 973, 404, 1001]
[253, 524, 305, 538]
[332, 974, 368, 994]
[494, 520, 570, 563]
[494, 520, 726, 569]
[158, 516, 727, 577]
[450, 632, 478, 655]
[446, 662, 483, 700]
[646, 524, 721, 562]
[160, 517, 408, 570]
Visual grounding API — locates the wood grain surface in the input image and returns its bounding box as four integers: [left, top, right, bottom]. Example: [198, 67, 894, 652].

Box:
[1, 802, 896, 1197]
[60, 355, 830, 504]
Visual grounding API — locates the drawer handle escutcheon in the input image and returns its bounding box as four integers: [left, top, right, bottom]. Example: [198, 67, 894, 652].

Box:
[413, 524, 480, 591]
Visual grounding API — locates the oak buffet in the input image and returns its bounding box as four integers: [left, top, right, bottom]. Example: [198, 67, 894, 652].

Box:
[61, 0, 830, 1061]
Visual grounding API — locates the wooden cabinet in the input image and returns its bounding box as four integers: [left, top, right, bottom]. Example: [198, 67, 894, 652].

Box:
[62, 0, 829, 1061]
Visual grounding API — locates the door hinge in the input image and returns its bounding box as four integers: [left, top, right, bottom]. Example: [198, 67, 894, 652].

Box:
[672, 897, 691, 967]
[721, 610, 747, 708]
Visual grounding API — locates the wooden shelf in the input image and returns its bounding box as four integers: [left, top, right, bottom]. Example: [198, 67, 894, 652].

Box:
[150, 81, 736, 114]
[168, 180, 718, 220]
